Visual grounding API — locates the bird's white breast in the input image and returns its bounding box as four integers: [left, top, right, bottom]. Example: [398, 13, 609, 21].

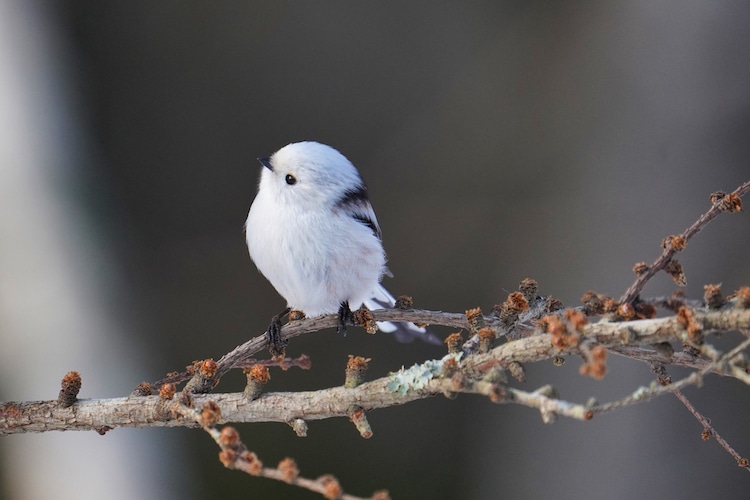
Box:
[245, 186, 386, 316]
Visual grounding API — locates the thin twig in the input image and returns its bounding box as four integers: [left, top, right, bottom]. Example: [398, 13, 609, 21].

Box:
[620, 180, 750, 304]
[670, 388, 750, 472]
[171, 399, 382, 499]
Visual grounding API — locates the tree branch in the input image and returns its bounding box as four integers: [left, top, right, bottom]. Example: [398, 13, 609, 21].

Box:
[3, 306, 749, 436]
[2, 181, 750, 496]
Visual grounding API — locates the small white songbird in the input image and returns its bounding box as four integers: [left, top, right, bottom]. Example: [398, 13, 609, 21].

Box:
[245, 141, 439, 352]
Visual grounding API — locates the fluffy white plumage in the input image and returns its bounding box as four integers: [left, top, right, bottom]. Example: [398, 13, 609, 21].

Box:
[245, 141, 437, 343]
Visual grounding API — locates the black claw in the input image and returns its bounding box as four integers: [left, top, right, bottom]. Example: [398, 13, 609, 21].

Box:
[267, 307, 291, 357]
[337, 301, 354, 336]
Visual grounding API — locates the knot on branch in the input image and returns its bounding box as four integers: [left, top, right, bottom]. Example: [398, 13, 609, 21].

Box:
[348, 406, 373, 438]
[345, 356, 370, 388]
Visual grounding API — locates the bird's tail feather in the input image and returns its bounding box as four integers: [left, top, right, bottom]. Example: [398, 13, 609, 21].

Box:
[363, 286, 441, 345]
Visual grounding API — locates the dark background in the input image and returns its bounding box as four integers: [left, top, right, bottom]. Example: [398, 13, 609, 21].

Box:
[2, 1, 750, 498]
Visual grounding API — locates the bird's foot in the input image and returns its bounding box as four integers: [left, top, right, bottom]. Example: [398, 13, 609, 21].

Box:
[337, 301, 354, 336]
[267, 307, 291, 358]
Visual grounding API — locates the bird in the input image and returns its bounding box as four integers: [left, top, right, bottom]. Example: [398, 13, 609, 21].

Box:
[245, 141, 439, 354]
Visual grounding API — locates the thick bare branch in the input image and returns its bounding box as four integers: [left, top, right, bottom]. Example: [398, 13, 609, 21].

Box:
[4, 307, 750, 436]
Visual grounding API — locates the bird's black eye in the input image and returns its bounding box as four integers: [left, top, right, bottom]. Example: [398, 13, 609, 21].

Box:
[285, 174, 297, 185]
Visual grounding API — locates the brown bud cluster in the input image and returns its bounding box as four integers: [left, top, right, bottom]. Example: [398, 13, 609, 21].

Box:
[278, 457, 299, 483]
[132, 382, 153, 396]
[200, 401, 221, 427]
[200, 359, 218, 378]
[616, 302, 636, 321]
[710, 191, 742, 212]
[507, 361, 526, 383]
[544, 309, 589, 350]
[159, 383, 176, 400]
[319, 474, 343, 500]
[444, 332, 463, 354]
[664, 259, 687, 286]
[581, 291, 607, 316]
[662, 234, 686, 251]
[492, 292, 529, 328]
[650, 361, 672, 386]
[219, 426, 240, 447]
[634, 302, 657, 319]
[58, 371, 82, 408]
[219, 449, 236, 467]
[734, 286, 750, 309]
[477, 327, 497, 354]
[353, 307, 377, 334]
[394, 295, 414, 310]
[579, 345, 608, 380]
[288, 309, 305, 320]
[241, 451, 263, 476]
[581, 292, 631, 319]
[243, 364, 270, 400]
[465, 307, 485, 333]
[676, 306, 703, 345]
[565, 308, 588, 331]
[663, 290, 687, 312]
[703, 283, 724, 309]
[487, 384, 507, 403]
[546, 315, 580, 351]
[633, 262, 649, 276]
[518, 278, 539, 301]
[545, 297, 564, 312]
[441, 356, 460, 379]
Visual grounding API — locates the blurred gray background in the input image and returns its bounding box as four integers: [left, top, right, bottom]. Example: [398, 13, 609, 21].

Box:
[1, 1, 749, 499]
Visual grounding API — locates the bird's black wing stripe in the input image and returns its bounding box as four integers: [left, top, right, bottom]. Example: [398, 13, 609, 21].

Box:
[352, 213, 381, 238]
[336, 185, 381, 238]
[336, 185, 370, 207]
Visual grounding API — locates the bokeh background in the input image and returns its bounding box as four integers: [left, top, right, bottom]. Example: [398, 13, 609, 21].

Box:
[1, 1, 749, 499]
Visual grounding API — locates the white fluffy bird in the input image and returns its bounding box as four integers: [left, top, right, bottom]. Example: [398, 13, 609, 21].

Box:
[245, 141, 438, 351]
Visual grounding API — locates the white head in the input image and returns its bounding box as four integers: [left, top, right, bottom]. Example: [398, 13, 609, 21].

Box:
[257, 141, 368, 210]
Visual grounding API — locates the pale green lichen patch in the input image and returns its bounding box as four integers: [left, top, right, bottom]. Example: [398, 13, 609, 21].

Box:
[387, 353, 463, 394]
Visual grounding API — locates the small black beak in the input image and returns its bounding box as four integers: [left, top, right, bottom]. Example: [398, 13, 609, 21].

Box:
[257, 157, 273, 171]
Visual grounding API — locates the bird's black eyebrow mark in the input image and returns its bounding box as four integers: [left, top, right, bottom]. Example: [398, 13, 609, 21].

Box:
[335, 185, 381, 238]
